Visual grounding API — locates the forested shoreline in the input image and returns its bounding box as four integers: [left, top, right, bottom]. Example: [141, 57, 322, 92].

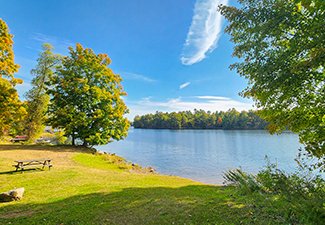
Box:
[133, 109, 268, 130]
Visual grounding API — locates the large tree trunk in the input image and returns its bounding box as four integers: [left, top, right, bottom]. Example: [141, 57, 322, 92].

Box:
[72, 135, 75, 146]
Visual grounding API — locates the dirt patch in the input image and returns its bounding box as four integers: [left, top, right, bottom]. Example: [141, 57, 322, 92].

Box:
[0, 144, 93, 153]
[0, 209, 35, 219]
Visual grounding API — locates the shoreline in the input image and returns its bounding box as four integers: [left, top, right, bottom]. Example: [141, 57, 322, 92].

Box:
[97, 147, 226, 186]
[0, 144, 320, 224]
[96, 149, 224, 185]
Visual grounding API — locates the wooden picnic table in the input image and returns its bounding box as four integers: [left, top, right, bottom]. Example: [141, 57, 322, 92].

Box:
[13, 158, 52, 172]
[10, 135, 28, 142]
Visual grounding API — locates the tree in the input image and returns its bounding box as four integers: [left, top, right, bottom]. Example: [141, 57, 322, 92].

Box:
[169, 112, 182, 129]
[216, 116, 223, 128]
[0, 79, 26, 136]
[0, 19, 19, 80]
[48, 44, 130, 146]
[219, 0, 325, 158]
[132, 110, 267, 130]
[25, 43, 61, 141]
[0, 19, 26, 137]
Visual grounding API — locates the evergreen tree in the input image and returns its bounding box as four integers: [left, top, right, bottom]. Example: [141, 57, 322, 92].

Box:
[25, 43, 61, 141]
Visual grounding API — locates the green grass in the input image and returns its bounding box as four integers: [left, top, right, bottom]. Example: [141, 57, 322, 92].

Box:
[0, 145, 304, 224]
[73, 153, 129, 171]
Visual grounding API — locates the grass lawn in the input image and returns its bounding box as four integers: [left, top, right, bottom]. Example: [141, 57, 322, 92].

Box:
[0, 145, 297, 224]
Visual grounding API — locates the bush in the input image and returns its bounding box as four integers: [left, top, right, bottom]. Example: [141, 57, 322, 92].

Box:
[223, 168, 261, 194]
[223, 159, 325, 224]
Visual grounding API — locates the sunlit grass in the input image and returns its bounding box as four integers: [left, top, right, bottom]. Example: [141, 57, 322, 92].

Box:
[0, 145, 295, 224]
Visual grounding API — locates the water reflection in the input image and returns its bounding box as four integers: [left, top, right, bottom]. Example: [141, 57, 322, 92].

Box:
[97, 129, 302, 184]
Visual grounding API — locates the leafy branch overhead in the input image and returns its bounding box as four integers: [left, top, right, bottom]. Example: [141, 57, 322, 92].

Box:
[219, 0, 325, 157]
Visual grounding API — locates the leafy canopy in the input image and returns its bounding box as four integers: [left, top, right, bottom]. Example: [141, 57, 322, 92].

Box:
[219, 0, 325, 157]
[133, 109, 267, 130]
[48, 44, 130, 146]
[25, 43, 61, 141]
[0, 19, 26, 136]
[0, 18, 19, 81]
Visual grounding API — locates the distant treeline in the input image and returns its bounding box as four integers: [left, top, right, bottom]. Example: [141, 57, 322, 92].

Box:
[133, 109, 268, 130]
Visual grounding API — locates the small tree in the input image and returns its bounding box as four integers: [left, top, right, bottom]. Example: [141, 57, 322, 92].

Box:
[219, 0, 325, 158]
[0, 19, 26, 137]
[25, 43, 61, 141]
[48, 44, 130, 146]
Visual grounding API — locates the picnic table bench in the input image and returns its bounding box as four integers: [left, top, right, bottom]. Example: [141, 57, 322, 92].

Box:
[13, 159, 52, 172]
[10, 135, 28, 143]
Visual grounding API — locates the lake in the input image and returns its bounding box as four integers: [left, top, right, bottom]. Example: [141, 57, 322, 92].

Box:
[96, 128, 303, 184]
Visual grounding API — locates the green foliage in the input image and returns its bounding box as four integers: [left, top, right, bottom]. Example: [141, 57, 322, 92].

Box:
[47, 44, 130, 146]
[0, 19, 26, 137]
[297, 147, 325, 172]
[224, 161, 325, 224]
[223, 169, 260, 193]
[219, 0, 325, 158]
[133, 109, 268, 129]
[0, 78, 26, 136]
[25, 43, 61, 141]
[54, 130, 69, 145]
[0, 18, 19, 80]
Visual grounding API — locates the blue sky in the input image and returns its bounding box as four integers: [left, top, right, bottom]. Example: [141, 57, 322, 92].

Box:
[1, 0, 253, 119]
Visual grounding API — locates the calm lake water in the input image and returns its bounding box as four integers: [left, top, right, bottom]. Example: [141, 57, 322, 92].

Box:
[96, 128, 303, 184]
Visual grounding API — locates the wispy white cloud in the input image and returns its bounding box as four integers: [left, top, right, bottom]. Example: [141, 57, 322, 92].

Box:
[121, 72, 156, 83]
[196, 95, 230, 100]
[126, 96, 253, 120]
[32, 32, 73, 46]
[181, 0, 228, 65]
[31, 33, 74, 53]
[179, 82, 191, 89]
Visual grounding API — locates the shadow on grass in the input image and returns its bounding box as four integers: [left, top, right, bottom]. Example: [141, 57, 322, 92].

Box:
[0, 145, 93, 153]
[0, 185, 287, 225]
[0, 168, 50, 175]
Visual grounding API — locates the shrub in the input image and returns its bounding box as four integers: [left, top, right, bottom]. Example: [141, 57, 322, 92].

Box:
[223, 159, 325, 224]
[223, 168, 261, 194]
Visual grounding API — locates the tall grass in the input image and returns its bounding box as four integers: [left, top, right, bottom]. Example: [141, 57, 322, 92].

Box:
[224, 159, 325, 224]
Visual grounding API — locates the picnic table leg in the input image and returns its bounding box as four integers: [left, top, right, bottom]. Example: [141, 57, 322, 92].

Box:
[42, 160, 51, 170]
[17, 162, 22, 172]
[47, 160, 52, 170]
